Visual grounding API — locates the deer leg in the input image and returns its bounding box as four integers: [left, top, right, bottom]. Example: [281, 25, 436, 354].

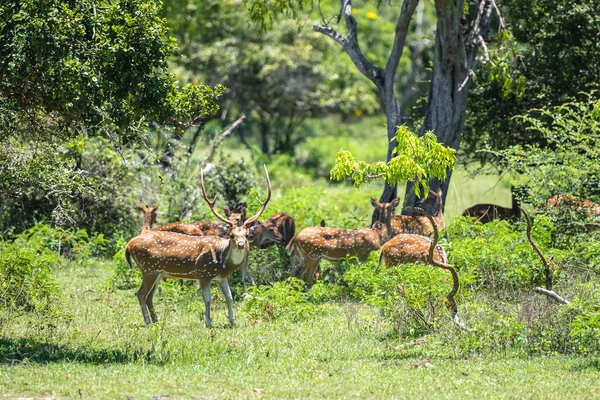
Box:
[200, 281, 213, 328]
[217, 280, 235, 325]
[240, 265, 256, 294]
[137, 273, 160, 325]
[305, 259, 320, 286]
[146, 274, 163, 324]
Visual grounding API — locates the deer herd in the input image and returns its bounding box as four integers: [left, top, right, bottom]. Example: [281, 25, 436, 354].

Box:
[125, 169, 599, 327]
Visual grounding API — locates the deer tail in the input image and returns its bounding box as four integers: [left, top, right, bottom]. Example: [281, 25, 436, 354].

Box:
[378, 250, 385, 267]
[125, 245, 135, 269]
[436, 245, 448, 264]
[286, 237, 296, 257]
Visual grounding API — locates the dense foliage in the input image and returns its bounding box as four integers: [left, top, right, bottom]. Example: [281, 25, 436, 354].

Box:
[330, 125, 456, 196]
[0, 0, 224, 233]
[164, 0, 380, 155]
[463, 0, 600, 164]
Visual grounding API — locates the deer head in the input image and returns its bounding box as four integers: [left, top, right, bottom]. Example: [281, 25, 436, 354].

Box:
[371, 197, 399, 242]
[135, 203, 158, 232]
[201, 165, 272, 249]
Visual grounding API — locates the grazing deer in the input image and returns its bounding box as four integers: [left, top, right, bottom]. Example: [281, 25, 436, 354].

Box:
[462, 185, 521, 224]
[379, 207, 463, 327]
[288, 198, 399, 285]
[391, 188, 445, 237]
[125, 165, 272, 327]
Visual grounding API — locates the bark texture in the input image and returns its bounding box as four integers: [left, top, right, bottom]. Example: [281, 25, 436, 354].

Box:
[404, 0, 494, 215]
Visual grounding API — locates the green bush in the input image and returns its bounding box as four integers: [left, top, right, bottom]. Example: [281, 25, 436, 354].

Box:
[446, 217, 562, 292]
[0, 240, 61, 313]
[342, 253, 460, 338]
[105, 238, 140, 291]
[243, 278, 321, 322]
[14, 222, 109, 262]
[246, 245, 290, 287]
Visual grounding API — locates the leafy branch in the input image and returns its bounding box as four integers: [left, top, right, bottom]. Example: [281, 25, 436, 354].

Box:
[330, 125, 455, 197]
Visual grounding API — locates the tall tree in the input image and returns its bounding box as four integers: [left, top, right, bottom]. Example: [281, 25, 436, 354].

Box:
[163, 0, 379, 156]
[245, 0, 494, 217]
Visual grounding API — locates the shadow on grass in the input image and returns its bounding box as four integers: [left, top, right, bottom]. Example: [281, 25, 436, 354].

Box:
[0, 336, 166, 365]
[569, 358, 600, 371]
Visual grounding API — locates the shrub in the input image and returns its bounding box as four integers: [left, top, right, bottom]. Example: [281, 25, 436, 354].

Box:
[105, 238, 140, 291]
[0, 240, 61, 313]
[13, 222, 109, 261]
[343, 253, 460, 338]
[446, 217, 563, 293]
[243, 278, 321, 322]
[246, 245, 290, 287]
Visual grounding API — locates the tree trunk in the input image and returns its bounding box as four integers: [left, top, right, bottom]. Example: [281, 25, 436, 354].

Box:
[403, 0, 493, 215]
[372, 90, 401, 224]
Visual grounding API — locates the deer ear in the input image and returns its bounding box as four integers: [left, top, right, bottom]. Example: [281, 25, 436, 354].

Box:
[135, 203, 146, 211]
[242, 206, 247, 216]
[223, 207, 231, 217]
[152, 204, 159, 211]
[390, 198, 400, 208]
[371, 197, 380, 208]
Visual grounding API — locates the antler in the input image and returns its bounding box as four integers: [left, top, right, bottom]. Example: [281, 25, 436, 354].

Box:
[244, 165, 272, 225]
[200, 168, 235, 226]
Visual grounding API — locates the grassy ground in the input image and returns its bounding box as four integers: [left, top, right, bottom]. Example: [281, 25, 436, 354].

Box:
[1, 263, 598, 399]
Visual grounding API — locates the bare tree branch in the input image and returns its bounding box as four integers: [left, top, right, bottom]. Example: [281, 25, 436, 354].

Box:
[202, 115, 246, 165]
[313, 0, 385, 89]
[384, 0, 420, 91]
[534, 288, 570, 305]
[404, 206, 471, 331]
[521, 207, 570, 305]
[312, 24, 344, 45]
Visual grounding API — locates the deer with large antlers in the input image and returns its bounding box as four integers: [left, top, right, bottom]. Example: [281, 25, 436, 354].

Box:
[125, 165, 273, 327]
[134, 200, 282, 292]
[391, 188, 445, 237]
[288, 198, 399, 285]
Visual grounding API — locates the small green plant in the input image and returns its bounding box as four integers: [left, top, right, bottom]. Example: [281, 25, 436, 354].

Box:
[0, 240, 61, 313]
[243, 278, 321, 322]
[330, 125, 456, 196]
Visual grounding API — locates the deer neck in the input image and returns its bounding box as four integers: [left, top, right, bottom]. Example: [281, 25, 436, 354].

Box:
[223, 239, 249, 268]
[373, 220, 392, 245]
[511, 193, 520, 213]
[142, 213, 154, 232]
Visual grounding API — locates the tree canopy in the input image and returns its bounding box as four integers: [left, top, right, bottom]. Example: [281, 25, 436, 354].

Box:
[0, 0, 224, 231]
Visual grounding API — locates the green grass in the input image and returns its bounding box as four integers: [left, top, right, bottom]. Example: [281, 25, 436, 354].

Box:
[1, 262, 599, 399]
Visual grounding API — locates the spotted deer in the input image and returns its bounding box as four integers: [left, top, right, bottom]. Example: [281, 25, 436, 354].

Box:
[135, 203, 207, 236]
[544, 194, 600, 217]
[379, 207, 463, 326]
[392, 188, 445, 237]
[136, 201, 282, 292]
[462, 185, 521, 223]
[125, 165, 272, 327]
[224, 203, 295, 248]
[288, 198, 399, 285]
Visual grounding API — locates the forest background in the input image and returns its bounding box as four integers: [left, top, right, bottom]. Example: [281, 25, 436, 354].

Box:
[1, 0, 600, 397]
